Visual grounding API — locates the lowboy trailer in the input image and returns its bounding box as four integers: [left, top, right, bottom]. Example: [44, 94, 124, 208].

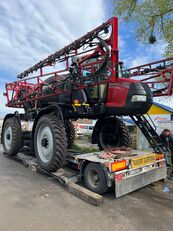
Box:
[10, 144, 167, 201]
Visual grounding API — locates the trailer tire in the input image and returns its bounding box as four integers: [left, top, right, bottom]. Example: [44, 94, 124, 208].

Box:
[65, 120, 76, 149]
[34, 114, 67, 172]
[98, 118, 129, 150]
[2, 117, 22, 156]
[84, 163, 108, 194]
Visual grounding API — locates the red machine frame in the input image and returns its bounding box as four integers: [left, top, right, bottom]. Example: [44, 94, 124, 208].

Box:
[123, 57, 173, 97]
[5, 16, 173, 108]
[5, 17, 119, 108]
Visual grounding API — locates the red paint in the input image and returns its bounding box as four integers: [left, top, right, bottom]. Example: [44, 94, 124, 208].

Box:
[125, 57, 173, 97]
[106, 78, 139, 107]
[114, 173, 125, 181]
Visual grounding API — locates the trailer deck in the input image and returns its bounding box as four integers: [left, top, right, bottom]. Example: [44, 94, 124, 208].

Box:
[6, 147, 167, 206]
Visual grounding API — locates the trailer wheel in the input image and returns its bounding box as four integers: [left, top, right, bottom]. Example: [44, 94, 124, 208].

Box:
[84, 163, 108, 194]
[98, 118, 129, 150]
[65, 120, 76, 149]
[2, 117, 22, 156]
[34, 114, 67, 172]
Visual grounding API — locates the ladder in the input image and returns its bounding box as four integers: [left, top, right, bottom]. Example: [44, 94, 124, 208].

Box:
[130, 115, 170, 163]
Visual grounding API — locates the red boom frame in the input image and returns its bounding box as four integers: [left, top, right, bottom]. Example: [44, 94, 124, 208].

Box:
[123, 57, 173, 97]
[5, 17, 119, 108]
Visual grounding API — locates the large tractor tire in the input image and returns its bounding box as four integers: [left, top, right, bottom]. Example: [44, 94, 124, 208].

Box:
[34, 113, 67, 172]
[98, 117, 129, 151]
[2, 117, 22, 156]
[65, 120, 76, 149]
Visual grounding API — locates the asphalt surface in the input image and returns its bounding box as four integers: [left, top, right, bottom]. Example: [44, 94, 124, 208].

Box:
[0, 147, 173, 231]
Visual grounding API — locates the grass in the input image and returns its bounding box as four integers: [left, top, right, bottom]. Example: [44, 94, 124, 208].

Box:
[70, 143, 99, 154]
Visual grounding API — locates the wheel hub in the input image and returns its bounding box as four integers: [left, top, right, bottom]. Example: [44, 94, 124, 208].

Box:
[4, 125, 13, 151]
[41, 138, 49, 148]
[100, 123, 120, 148]
[37, 125, 53, 163]
[90, 170, 100, 186]
[6, 134, 11, 140]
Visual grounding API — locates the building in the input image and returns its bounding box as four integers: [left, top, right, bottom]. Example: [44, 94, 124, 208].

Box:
[125, 102, 173, 150]
[148, 102, 173, 134]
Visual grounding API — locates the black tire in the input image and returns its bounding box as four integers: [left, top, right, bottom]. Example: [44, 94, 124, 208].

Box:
[2, 117, 22, 156]
[98, 117, 129, 150]
[65, 120, 76, 149]
[34, 113, 67, 172]
[84, 163, 108, 194]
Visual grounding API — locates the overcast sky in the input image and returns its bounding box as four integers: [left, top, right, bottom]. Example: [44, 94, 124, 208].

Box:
[0, 0, 170, 116]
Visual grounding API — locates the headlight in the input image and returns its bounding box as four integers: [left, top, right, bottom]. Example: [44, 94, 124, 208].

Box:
[131, 95, 146, 102]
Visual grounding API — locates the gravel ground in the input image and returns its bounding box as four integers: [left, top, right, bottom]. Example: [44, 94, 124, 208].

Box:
[0, 144, 173, 231]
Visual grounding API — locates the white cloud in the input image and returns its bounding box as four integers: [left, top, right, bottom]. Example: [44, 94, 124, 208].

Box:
[0, 0, 106, 116]
[0, 0, 106, 75]
[122, 40, 167, 68]
[130, 56, 151, 67]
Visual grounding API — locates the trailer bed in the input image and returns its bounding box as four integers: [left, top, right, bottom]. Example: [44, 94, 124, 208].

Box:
[6, 148, 167, 205]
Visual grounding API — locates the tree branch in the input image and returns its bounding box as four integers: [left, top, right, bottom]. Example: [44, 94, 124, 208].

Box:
[128, 0, 138, 16]
[145, 8, 173, 18]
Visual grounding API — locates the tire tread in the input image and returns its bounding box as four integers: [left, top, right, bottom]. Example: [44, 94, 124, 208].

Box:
[65, 120, 76, 149]
[34, 113, 67, 172]
[2, 117, 22, 156]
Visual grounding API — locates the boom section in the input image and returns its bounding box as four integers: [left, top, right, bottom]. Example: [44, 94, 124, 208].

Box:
[122, 57, 173, 97]
[5, 17, 119, 108]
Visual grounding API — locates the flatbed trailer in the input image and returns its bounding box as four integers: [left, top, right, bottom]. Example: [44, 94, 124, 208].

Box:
[66, 149, 167, 198]
[9, 146, 167, 205]
[67, 150, 167, 198]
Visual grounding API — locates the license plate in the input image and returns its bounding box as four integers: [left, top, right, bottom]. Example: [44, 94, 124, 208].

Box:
[131, 154, 156, 169]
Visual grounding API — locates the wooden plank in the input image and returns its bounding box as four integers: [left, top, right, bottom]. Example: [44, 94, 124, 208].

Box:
[12, 153, 104, 206]
[14, 153, 39, 172]
[66, 181, 104, 206]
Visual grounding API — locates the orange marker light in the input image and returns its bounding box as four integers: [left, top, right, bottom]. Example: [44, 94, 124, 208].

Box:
[155, 153, 165, 160]
[74, 99, 79, 104]
[110, 160, 127, 172]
